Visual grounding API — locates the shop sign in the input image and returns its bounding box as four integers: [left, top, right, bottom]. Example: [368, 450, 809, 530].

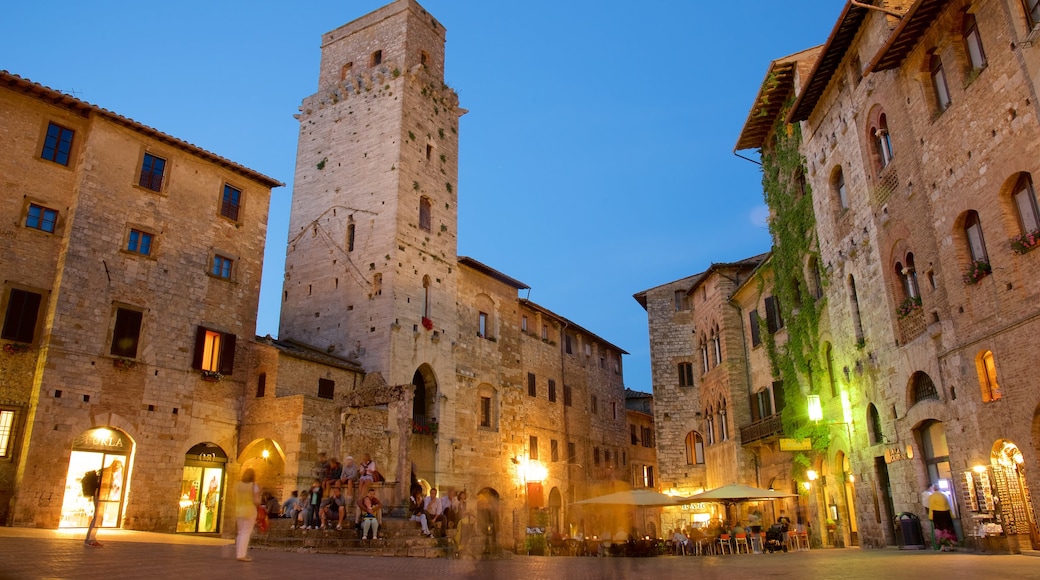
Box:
[779, 437, 812, 451]
[682, 502, 709, 511]
[884, 444, 914, 464]
[73, 428, 131, 452]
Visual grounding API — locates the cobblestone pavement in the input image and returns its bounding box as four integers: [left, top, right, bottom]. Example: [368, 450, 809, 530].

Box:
[3, 528, 1040, 580]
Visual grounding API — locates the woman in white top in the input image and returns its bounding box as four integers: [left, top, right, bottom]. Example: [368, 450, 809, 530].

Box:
[235, 468, 261, 561]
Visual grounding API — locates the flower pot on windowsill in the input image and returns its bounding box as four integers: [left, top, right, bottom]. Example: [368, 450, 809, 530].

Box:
[201, 371, 223, 382]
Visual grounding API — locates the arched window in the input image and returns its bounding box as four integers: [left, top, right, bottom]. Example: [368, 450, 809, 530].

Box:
[808, 256, 824, 300]
[833, 166, 848, 210]
[718, 400, 729, 442]
[910, 371, 939, 405]
[1012, 173, 1040, 237]
[706, 408, 715, 445]
[871, 113, 894, 169]
[422, 275, 431, 319]
[700, 335, 710, 374]
[962, 13, 987, 70]
[711, 324, 722, 368]
[848, 275, 865, 343]
[685, 431, 705, 465]
[930, 53, 951, 112]
[867, 403, 883, 445]
[975, 350, 1002, 402]
[964, 210, 990, 265]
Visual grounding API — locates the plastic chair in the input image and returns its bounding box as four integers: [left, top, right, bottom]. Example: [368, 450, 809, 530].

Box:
[750, 532, 764, 554]
[734, 533, 750, 554]
[796, 531, 810, 550]
[716, 533, 732, 554]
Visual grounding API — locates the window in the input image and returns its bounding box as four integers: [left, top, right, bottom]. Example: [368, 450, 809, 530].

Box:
[127, 229, 153, 256]
[741, 310, 758, 348]
[976, 350, 1002, 402]
[419, 196, 432, 231]
[641, 426, 655, 448]
[963, 13, 987, 70]
[718, 401, 728, 441]
[0, 409, 14, 457]
[551, 439, 559, 462]
[567, 441, 577, 463]
[1013, 174, 1040, 236]
[318, 378, 335, 400]
[630, 423, 638, 445]
[643, 465, 655, 488]
[809, 257, 824, 300]
[347, 222, 356, 252]
[604, 449, 611, 466]
[930, 53, 951, 112]
[834, 166, 848, 210]
[910, 371, 939, 404]
[700, 338, 710, 374]
[706, 413, 715, 445]
[867, 403, 883, 445]
[110, 307, 143, 358]
[211, 255, 233, 279]
[563, 384, 572, 407]
[340, 62, 353, 79]
[590, 395, 598, 415]
[192, 326, 236, 375]
[896, 254, 920, 300]
[584, 343, 591, 357]
[218, 184, 242, 221]
[1, 289, 42, 343]
[871, 113, 894, 170]
[26, 203, 58, 233]
[964, 210, 990, 265]
[773, 380, 786, 414]
[478, 312, 488, 338]
[420, 51, 429, 66]
[764, 296, 784, 333]
[256, 373, 266, 398]
[371, 50, 382, 66]
[565, 334, 573, 354]
[139, 153, 166, 192]
[548, 379, 557, 403]
[611, 401, 618, 420]
[529, 436, 539, 461]
[712, 326, 722, 367]
[593, 447, 600, 466]
[1026, 0, 1040, 30]
[541, 325, 548, 340]
[521, 315, 528, 332]
[480, 396, 492, 427]
[528, 373, 537, 397]
[674, 290, 689, 311]
[41, 122, 73, 165]
[685, 432, 705, 465]
[678, 362, 694, 387]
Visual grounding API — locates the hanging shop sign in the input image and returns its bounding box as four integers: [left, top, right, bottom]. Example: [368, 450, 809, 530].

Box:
[884, 445, 914, 464]
[779, 438, 813, 451]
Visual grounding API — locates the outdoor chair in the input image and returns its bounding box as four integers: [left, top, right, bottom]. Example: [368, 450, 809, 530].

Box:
[716, 533, 732, 554]
[734, 533, 750, 553]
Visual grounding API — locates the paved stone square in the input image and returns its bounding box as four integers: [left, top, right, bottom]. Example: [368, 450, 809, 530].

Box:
[2, 528, 1040, 580]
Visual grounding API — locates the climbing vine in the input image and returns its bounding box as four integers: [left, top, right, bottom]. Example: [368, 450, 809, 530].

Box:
[759, 97, 829, 473]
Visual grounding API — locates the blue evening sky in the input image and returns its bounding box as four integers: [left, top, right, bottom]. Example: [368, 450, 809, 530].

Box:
[2, 1, 841, 390]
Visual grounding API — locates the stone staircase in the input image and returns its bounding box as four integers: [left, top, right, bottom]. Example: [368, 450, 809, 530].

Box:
[254, 512, 505, 559]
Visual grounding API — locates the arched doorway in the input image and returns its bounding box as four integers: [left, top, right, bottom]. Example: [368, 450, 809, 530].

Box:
[411, 365, 438, 432]
[239, 439, 286, 500]
[177, 442, 228, 533]
[59, 427, 133, 528]
[991, 440, 1039, 549]
[548, 487, 562, 533]
[837, 451, 858, 546]
[476, 487, 501, 554]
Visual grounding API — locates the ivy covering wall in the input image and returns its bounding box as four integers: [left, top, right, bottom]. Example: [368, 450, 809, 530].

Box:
[759, 100, 829, 472]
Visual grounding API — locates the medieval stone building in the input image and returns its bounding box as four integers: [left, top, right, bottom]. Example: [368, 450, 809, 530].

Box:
[732, 0, 1040, 552]
[0, 0, 632, 547]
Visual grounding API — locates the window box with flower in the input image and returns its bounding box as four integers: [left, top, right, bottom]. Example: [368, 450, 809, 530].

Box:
[963, 260, 991, 285]
[1010, 229, 1040, 255]
[896, 296, 922, 319]
[411, 417, 439, 436]
[112, 357, 137, 370]
[200, 370, 223, 382]
[3, 342, 31, 355]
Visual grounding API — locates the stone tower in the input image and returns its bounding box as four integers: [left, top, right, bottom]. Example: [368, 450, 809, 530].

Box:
[281, 0, 461, 408]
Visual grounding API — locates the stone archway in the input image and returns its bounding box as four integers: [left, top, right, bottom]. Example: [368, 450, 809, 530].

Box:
[990, 440, 1039, 550]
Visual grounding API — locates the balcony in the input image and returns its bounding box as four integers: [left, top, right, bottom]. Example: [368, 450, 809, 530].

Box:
[740, 414, 784, 444]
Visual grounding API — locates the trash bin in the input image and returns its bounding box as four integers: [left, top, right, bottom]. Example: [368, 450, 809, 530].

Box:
[896, 512, 924, 549]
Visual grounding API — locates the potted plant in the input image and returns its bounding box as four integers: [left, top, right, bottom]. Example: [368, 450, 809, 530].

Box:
[201, 370, 223, 382]
[963, 259, 991, 284]
[1010, 229, 1040, 254]
[935, 529, 956, 551]
[896, 296, 922, 318]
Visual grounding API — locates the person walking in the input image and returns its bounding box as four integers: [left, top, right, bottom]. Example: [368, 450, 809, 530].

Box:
[235, 468, 261, 562]
[82, 467, 103, 547]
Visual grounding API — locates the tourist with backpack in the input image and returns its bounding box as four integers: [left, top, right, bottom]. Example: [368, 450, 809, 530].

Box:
[81, 467, 103, 547]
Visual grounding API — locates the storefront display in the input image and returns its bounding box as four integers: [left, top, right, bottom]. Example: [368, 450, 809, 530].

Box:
[59, 427, 131, 528]
[177, 443, 227, 533]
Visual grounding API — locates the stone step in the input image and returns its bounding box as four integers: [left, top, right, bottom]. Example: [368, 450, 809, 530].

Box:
[257, 515, 462, 558]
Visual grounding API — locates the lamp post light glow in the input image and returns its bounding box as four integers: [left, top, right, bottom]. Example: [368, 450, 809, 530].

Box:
[807, 469, 818, 482]
[524, 459, 548, 483]
[807, 395, 823, 422]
